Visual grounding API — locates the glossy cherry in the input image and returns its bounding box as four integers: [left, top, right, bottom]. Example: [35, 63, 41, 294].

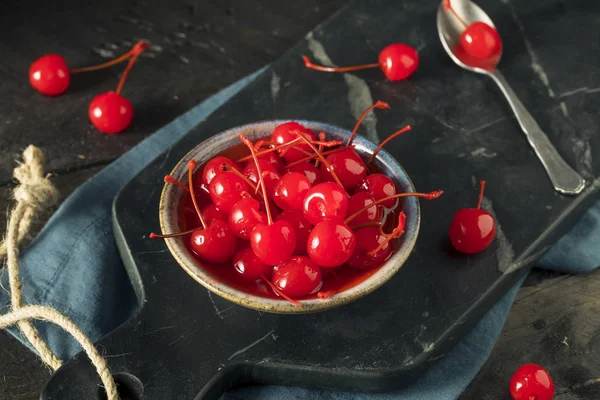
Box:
[252, 149, 285, 173]
[29, 55, 70, 96]
[303, 182, 349, 225]
[347, 192, 381, 225]
[509, 364, 555, 400]
[347, 226, 393, 269]
[321, 148, 367, 190]
[307, 219, 356, 268]
[276, 210, 312, 255]
[449, 180, 496, 254]
[271, 122, 317, 163]
[271, 256, 323, 298]
[356, 173, 398, 208]
[201, 156, 239, 186]
[233, 248, 273, 281]
[243, 160, 281, 200]
[241, 134, 296, 266]
[284, 161, 322, 185]
[209, 171, 252, 213]
[303, 43, 419, 81]
[229, 195, 267, 239]
[200, 204, 225, 225]
[273, 172, 312, 211]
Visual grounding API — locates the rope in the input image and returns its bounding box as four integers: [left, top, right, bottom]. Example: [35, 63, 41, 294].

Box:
[0, 146, 118, 400]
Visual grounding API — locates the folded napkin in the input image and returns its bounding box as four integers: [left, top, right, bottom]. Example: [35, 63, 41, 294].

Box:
[1, 68, 598, 400]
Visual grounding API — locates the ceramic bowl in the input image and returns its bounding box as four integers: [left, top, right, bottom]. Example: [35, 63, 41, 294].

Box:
[159, 120, 420, 314]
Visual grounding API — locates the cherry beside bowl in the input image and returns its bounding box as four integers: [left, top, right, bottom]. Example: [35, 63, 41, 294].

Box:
[158, 120, 420, 314]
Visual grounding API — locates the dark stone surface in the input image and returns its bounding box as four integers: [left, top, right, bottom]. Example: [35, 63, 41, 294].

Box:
[41, 0, 600, 399]
[2, 0, 600, 399]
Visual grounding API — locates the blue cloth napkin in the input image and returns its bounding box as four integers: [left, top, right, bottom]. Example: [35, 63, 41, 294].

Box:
[1, 68, 599, 400]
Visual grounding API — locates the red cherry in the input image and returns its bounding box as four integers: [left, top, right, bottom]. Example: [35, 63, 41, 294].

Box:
[347, 226, 393, 269]
[88, 92, 134, 134]
[320, 148, 367, 191]
[449, 180, 496, 254]
[276, 210, 312, 255]
[356, 173, 398, 208]
[251, 219, 296, 266]
[347, 192, 381, 225]
[272, 122, 317, 163]
[303, 182, 349, 225]
[29, 54, 71, 96]
[200, 204, 225, 225]
[243, 160, 281, 200]
[201, 157, 239, 186]
[209, 171, 251, 213]
[272, 256, 323, 298]
[307, 219, 356, 268]
[509, 364, 555, 400]
[229, 196, 267, 239]
[273, 172, 312, 211]
[253, 150, 285, 173]
[460, 22, 502, 59]
[378, 43, 419, 81]
[233, 248, 273, 281]
[302, 44, 418, 81]
[284, 162, 322, 185]
[190, 220, 238, 264]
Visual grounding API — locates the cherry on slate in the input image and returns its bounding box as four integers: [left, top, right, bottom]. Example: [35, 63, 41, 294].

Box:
[509, 363, 555, 400]
[303, 43, 419, 81]
[29, 40, 148, 96]
[449, 180, 496, 254]
[88, 41, 149, 134]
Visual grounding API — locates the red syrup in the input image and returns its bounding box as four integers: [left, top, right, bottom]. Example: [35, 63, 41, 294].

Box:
[174, 136, 407, 301]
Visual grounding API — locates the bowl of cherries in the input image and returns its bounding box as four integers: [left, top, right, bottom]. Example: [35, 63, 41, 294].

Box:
[152, 103, 442, 313]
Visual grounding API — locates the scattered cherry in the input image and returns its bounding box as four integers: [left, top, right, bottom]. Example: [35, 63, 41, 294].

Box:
[509, 364, 555, 400]
[271, 256, 323, 298]
[449, 180, 496, 254]
[303, 43, 419, 81]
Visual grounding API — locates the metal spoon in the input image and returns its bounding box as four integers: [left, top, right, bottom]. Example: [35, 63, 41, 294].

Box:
[436, 1, 585, 195]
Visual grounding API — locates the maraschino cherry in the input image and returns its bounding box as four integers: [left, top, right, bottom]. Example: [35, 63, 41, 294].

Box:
[276, 210, 312, 256]
[271, 256, 323, 298]
[347, 213, 405, 269]
[307, 219, 356, 268]
[29, 40, 148, 96]
[509, 364, 555, 400]
[449, 180, 496, 254]
[444, 0, 502, 60]
[88, 41, 149, 134]
[273, 172, 312, 211]
[241, 135, 296, 266]
[303, 43, 419, 81]
[232, 248, 272, 281]
[271, 122, 317, 163]
[229, 193, 267, 239]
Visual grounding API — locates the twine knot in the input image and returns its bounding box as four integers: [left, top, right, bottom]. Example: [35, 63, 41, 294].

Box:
[12, 146, 59, 209]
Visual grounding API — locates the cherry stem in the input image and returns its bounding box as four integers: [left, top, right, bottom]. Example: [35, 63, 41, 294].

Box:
[345, 190, 444, 224]
[367, 125, 411, 164]
[220, 163, 257, 192]
[477, 180, 486, 210]
[367, 212, 406, 255]
[188, 160, 207, 229]
[315, 132, 326, 167]
[164, 175, 189, 191]
[292, 131, 346, 190]
[115, 41, 148, 95]
[70, 40, 149, 73]
[260, 275, 302, 307]
[349, 221, 382, 230]
[240, 135, 273, 224]
[149, 228, 196, 239]
[302, 55, 379, 73]
[235, 137, 341, 163]
[443, 0, 469, 29]
[347, 101, 391, 146]
[285, 146, 355, 167]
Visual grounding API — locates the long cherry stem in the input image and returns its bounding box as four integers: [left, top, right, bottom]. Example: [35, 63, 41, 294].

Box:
[345, 190, 443, 224]
[235, 137, 341, 163]
[285, 146, 354, 167]
[367, 212, 406, 255]
[315, 132, 326, 167]
[303, 56, 379, 73]
[443, 0, 469, 29]
[292, 131, 345, 189]
[221, 163, 257, 192]
[367, 125, 411, 164]
[164, 175, 189, 191]
[240, 135, 273, 224]
[477, 180, 486, 209]
[149, 228, 196, 239]
[70, 40, 149, 73]
[188, 160, 207, 229]
[115, 41, 148, 95]
[260, 275, 301, 307]
[347, 101, 391, 146]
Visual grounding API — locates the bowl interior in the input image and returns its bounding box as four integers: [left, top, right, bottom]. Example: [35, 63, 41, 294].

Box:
[159, 120, 420, 314]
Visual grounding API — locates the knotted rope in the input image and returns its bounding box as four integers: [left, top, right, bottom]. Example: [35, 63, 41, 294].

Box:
[0, 146, 118, 399]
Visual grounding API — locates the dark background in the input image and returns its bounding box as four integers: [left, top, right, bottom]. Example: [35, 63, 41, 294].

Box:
[1, 0, 599, 399]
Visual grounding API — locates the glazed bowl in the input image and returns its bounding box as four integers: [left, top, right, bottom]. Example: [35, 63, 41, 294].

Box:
[158, 120, 420, 314]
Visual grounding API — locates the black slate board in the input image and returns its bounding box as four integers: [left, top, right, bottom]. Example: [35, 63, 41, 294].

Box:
[43, 0, 600, 399]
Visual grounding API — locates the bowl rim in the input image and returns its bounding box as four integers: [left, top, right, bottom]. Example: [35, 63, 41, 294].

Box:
[158, 120, 420, 314]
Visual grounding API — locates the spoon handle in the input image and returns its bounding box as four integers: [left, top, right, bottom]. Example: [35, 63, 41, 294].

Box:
[489, 70, 585, 195]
